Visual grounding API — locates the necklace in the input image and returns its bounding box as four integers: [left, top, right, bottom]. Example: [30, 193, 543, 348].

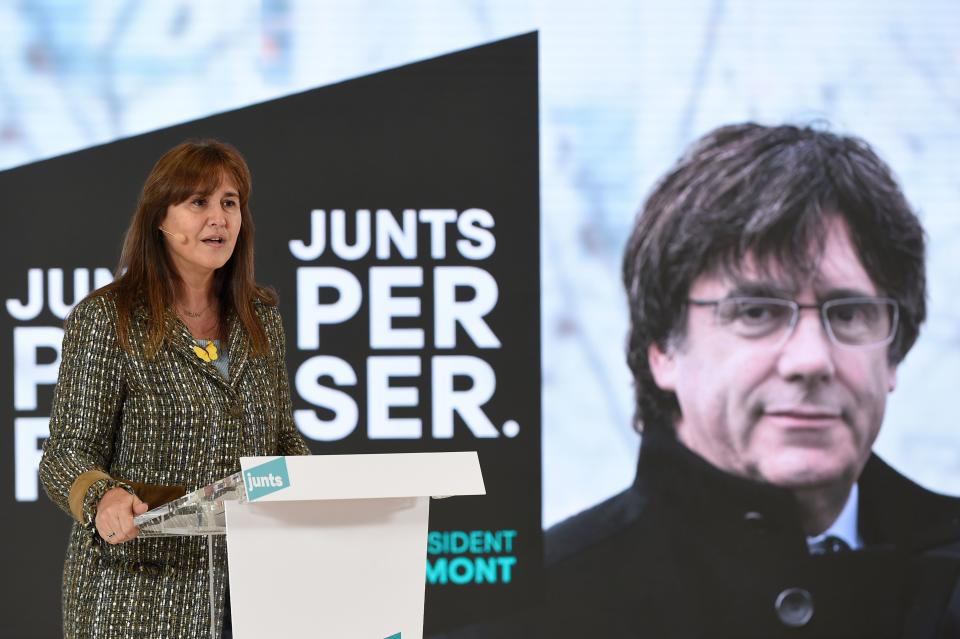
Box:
[179, 301, 212, 318]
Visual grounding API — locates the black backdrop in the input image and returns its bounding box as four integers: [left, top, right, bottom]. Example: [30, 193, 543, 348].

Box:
[1, 33, 539, 637]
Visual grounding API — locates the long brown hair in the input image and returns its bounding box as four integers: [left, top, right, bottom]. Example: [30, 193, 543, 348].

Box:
[99, 139, 277, 358]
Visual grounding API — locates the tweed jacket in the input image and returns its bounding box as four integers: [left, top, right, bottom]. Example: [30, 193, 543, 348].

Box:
[40, 292, 311, 639]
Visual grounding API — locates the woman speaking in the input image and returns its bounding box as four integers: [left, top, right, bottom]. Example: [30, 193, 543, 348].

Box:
[39, 139, 310, 639]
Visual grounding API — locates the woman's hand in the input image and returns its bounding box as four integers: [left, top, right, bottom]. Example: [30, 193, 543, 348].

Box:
[95, 487, 149, 544]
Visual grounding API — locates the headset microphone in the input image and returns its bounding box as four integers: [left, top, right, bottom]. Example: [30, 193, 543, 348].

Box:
[159, 227, 188, 244]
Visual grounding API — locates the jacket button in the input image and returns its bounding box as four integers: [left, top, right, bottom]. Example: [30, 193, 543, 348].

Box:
[775, 587, 813, 627]
[230, 404, 244, 419]
[743, 510, 769, 533]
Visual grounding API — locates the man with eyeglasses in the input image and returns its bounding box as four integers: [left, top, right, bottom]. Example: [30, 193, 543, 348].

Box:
[535, 124, 960, 638]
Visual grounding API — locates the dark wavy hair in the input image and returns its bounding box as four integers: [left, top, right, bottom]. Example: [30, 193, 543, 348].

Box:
[622, 123, 926, 433]
[97, 139, 276, 357]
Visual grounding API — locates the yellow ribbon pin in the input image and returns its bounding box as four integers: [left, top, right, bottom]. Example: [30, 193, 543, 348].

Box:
[192, 342, 219, 362]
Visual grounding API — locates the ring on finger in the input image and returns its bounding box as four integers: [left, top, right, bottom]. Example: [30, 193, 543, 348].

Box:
[106, 531, 117, 540]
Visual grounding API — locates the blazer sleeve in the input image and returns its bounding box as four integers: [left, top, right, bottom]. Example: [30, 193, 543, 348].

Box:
[268, 306, 311, 456]
[39, 297, 130, 524]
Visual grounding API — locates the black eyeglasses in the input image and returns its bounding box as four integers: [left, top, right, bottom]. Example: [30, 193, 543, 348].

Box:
[686, 296, 899, 349]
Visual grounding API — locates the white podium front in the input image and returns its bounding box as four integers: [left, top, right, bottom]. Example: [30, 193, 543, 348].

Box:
[135, 452, 485, 639]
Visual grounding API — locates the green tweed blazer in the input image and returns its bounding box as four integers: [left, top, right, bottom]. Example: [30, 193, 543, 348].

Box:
[40, 292, 310, 639]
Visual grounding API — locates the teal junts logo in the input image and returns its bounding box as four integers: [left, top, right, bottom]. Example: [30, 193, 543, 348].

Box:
[384, 634, 401, 639]
[244, 457, 290, 501]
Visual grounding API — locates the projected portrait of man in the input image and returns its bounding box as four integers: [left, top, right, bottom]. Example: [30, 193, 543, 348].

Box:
[539, 124, 960, 638]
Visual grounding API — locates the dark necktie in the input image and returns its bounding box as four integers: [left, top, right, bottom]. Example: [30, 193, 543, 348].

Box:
[809, 534, 852, 555]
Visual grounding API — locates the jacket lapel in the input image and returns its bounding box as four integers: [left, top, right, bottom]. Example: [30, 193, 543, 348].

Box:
[858, 454, 960, 551]
[226, 314, 250, 387]
[163, 309, 232, 390]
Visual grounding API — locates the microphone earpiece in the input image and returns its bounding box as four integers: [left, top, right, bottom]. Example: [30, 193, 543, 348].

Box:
[159, 227, 188, 244]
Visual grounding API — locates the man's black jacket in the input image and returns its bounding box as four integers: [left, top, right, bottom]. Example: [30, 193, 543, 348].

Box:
[447, 429, 960, 638]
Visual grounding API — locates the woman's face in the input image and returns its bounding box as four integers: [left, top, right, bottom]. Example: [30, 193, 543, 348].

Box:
[160, 175, 242, 282]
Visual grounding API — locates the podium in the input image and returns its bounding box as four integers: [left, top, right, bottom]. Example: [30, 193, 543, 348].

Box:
[134, 452, 485, 639]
